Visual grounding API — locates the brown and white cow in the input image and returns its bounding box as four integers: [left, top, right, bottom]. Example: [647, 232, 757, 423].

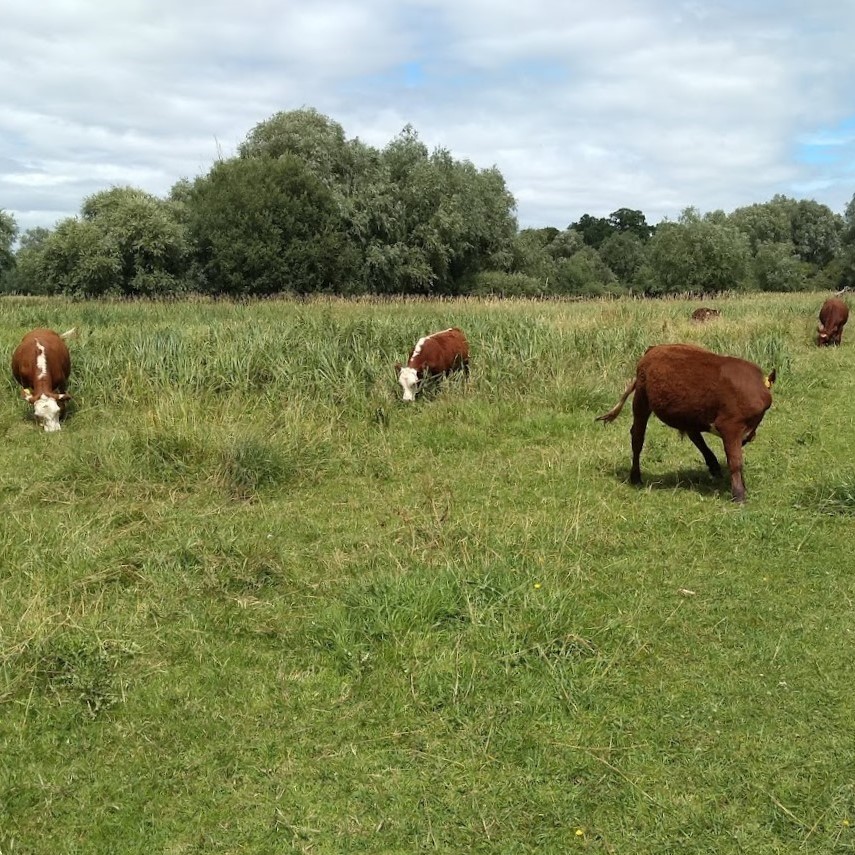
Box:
[817, 297, 849, 346]
[12, 328, 75, 432]
[395, 327, 469, 402]
[596, 343, 775, 502]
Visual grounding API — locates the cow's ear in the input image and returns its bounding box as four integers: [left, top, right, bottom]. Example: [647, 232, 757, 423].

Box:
[20, 388, 35, 403]
[765, 369, 776, 388]
[394, 361, 402, 374]
[56, 393, 72, 402]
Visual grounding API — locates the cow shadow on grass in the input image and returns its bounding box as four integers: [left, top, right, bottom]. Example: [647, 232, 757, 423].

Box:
[610, 466, 732, 498]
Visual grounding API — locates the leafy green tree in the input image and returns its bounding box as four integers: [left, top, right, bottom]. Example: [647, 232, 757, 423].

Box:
[186, 155, 352, 296]
[351, 128, 516, 294]
[608, 208, 654, 241]
[84, 187, 189, 294]
[17, 188, 188, 296]
[844, 192, 855, 244]
[20, 218, 122, 296]
[237, 114, 517, 295]
[729, 202, 791, 252]
[554, 246, 617, 296]
[238, 108, 355, 189]
[547, 228, 585, 260]
[646, 219, 751, 294]
[598, 231, 646, 285]
[10, 227, 55, 294]
[18, 226, 51, 252]
[838, 192, 855, 287]
[789, 198, 842, 267]
[0, 210, 17, 279]
[512, 228, 559, 282]
[570, 214, 612, 248]
[752, 241, 808, 292]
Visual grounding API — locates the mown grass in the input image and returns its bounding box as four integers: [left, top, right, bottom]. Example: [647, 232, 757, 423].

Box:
[1, 292, 854, 854]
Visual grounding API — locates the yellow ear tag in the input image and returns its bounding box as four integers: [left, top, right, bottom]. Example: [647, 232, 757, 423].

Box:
[764, 376, 772, 389]
[24, 388, 32, 395]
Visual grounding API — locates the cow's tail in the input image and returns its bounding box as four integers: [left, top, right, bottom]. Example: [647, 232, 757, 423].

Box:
[59, 327, 78, 340]
[596, 378, 636, 424]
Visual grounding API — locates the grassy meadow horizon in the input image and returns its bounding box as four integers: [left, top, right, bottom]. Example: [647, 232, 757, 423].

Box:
[1, 292, 853, 853]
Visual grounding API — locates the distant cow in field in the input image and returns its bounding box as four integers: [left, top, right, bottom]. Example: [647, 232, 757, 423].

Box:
[691, 307, 720, 322]
[396, 327, 469, 402]
[596, 343, 775, 502]
[817, 297, 849, 346]
[12, 328, 75, 432]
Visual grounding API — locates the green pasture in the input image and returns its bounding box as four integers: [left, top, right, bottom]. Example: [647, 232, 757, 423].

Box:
[0, 293, 853, 854]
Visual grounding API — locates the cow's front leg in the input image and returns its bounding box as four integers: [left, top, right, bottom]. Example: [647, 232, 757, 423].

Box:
[721, 432, 746, 503]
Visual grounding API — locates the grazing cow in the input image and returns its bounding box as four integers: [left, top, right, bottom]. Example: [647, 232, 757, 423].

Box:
[396, 327, 469, 402]
[12, 328, 75, 432]
[596, 343, 775, 502]
[817, 297, 849, 346]
[691, 307, 720, 322]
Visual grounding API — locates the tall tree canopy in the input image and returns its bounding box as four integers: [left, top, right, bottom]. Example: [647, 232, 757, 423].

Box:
[647, 217, 751, 294]
[7, 106, 852, 299]
[186, 155, 352, 296]
[16, 188, 188, 296]
[0, 210, 17, 278]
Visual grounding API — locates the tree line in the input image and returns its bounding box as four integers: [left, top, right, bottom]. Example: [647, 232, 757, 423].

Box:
[2, 108, 855, 299]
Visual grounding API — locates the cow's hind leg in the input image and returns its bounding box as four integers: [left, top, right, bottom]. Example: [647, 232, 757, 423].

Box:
[687, 431, 722, 478]
[629, 389, 651, 485]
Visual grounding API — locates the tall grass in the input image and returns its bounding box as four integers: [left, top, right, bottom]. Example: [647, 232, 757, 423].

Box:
[1, 291, 853, 854]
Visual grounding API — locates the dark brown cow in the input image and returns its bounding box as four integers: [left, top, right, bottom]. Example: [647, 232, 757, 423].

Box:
[817, 297, 849, 346]
[597, 343, 775, 502]
[691, 307, 720, 322]
[12, 328, 75, 432]
[395, 327, 469, 402]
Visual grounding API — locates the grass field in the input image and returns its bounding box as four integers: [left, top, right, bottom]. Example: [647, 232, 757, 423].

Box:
[1, 292, 853, 854]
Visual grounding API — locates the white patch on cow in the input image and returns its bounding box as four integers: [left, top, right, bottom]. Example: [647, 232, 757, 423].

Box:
[36, 342, 48, 380]
[411, 336, 428, 360]
[398, 366, 419, 402]
[411, 328, 453, 360]
[32, 394, 61, 432]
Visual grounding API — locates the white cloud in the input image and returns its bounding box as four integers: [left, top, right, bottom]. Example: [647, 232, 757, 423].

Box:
[2, 0, 855, 234]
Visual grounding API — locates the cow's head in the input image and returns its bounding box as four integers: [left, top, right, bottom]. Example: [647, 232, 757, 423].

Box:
[817, 321, 830, 345]
[395, 362, 420, 402]
[23, 389, 70, 432]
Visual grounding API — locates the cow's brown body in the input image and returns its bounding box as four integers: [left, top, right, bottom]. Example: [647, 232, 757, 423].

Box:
[12, 328, 73, 431]
[396, 328, 469, 401]
[597, 344, 775, 502]
[408, 327, 469, 375]
[817, 297, 849, 346]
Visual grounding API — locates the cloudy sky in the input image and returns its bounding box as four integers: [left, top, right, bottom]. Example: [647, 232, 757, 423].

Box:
[3, 0, 855, 235]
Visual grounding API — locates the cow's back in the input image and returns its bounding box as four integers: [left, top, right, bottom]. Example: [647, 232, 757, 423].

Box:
[12, 329, 71, 389]
[409, 328, 468, 372]
[820, 297, 847, 324]
[638, 344, 770, 431]
[819, 298, 849, 334]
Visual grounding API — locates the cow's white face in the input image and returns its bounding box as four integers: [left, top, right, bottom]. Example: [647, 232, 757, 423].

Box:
[32, 394, 62, 432]
[398, 367, 419, 402]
